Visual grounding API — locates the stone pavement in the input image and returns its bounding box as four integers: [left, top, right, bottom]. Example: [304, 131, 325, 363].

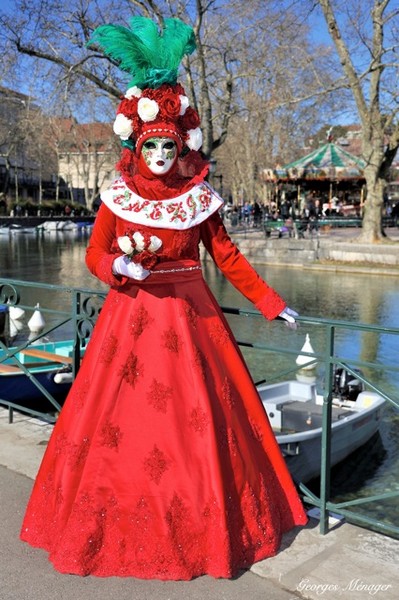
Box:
[0, 408, 398, 600]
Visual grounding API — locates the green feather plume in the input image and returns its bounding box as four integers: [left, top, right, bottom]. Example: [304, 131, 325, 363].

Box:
[88, 16, 196, 89]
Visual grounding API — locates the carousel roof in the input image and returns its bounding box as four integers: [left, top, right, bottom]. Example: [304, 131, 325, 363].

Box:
[275, 142, 366, 181]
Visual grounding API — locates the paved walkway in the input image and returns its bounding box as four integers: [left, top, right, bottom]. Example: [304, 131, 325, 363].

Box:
[0, 408, 398, 600]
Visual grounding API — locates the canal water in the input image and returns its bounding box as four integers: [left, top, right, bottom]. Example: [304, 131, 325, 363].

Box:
[0, 229, 398, 530]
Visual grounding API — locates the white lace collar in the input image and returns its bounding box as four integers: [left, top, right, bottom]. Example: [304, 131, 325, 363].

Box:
[100, 177, 223, 230]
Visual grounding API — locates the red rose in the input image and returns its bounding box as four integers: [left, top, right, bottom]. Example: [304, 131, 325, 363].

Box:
[180, 106, 200, 130]
[117, 97, 139, 120]
[159, 92, 181, 118]
[133, 250, 159, 270]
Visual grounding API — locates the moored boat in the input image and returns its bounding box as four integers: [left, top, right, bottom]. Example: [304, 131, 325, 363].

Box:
[0, 340, 83, 417]
[258, 373, 386, 483]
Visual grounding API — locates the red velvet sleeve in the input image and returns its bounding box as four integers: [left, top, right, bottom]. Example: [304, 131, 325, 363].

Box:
[200, 212, 286, 320]
[85, 204, 129, 288]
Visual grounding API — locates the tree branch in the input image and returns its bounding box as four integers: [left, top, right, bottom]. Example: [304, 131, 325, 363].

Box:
[317, 0, 368, 122]
[15, 41, 122, 99]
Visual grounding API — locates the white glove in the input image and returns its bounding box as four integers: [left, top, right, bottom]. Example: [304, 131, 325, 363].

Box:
[278, 307, 298, 330]
[112, 256, 150, 281]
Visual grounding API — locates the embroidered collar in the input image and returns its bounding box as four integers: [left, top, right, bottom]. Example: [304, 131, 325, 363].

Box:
[101, 177, 223, 230]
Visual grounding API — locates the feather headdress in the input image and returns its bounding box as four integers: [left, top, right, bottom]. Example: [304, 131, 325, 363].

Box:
[88, 16, 202, 154]
[89, 16, 196, 89]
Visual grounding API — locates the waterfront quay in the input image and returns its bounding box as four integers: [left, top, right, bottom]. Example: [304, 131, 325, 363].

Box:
[0, 407, 398, 600]
[224, 224, 399, 272]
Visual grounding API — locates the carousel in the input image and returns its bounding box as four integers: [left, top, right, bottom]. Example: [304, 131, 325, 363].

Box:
[264, 138, 366, 215]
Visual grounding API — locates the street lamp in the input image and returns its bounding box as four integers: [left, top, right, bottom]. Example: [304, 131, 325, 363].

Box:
[209, 157, 217, 175]
[208, 157, 223, 196]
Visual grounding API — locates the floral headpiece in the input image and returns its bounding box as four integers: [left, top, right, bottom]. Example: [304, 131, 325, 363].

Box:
[89, 17, 202, 155]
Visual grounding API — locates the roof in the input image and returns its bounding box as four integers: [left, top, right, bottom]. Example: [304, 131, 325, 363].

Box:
[276, 142, 366, 181]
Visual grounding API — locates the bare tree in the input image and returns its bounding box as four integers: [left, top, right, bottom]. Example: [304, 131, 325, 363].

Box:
[1, 0, 375, 213]
[50, 118, 118, 208]
[316, 0, 399, 242]
[0, 89, 38, 203]
[0, 0, 235, 157]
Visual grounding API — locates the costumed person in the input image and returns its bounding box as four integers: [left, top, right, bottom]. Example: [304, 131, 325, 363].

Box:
[20, 16, 307, 580]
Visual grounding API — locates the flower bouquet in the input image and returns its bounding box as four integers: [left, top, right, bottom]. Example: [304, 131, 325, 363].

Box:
[117, 230, 162, 275]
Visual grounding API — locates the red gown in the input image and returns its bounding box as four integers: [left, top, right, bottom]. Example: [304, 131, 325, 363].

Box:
[20, 178, 307, 580]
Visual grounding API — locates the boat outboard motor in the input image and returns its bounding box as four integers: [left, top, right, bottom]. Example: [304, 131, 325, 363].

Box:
[334, 367, 364, 400]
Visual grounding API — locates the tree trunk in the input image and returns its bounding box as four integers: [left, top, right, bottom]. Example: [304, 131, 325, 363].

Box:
[357, 170, 384, 243]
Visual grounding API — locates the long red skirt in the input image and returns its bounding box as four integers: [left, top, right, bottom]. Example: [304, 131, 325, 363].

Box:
[20, 266, 307, 579]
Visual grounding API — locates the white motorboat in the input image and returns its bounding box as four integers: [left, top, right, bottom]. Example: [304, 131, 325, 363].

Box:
[37, 220, 78, 232]
[258, 373, 386, 483]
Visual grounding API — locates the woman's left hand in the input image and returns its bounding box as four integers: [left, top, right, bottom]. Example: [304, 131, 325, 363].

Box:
[278, 307, 298, 330]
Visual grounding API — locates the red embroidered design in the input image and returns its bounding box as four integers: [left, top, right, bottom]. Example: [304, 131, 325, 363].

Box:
[219, 427, 237, 456]
[100, 422, 123, 450]
[54, 432, 70, 455]
[39, 470, 55, 497]
[180, 296, 199, 328]
[119, 351, 143, 387]
[68, 437, 91, 469]
[173, 229, 197, 257]
[249, 416, 264, 443]
[199, 188, 212, 210]
[165, 493, 188, 531]
[162, 327, 183, 354]
[55, 485, 64, 507]
[192, 346, 207, 380]
[203, 493, 221, 522]
[104, 179, 222, 229]
[143, 445, 171, 485]
[209, 321, 230, 346]
[227, 428, 238, 457]
[82, 515, 106, 563]
[100, 331, 119, 364]
[129, 303, 154, 340]
[186, 194, 198, 218]
[147, 379, 173, 413]
[222, 377, 235, 409]
[166, 201, 187, 223]
[129, 496, 153, 529]
[189, 405, 210, 436]
[66, 375, 90, 412]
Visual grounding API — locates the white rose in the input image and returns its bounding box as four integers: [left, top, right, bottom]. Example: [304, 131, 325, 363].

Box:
[186, 127, 203, 151]
[124, 86, 142, 99]
[179, 95, 189, 115]
[132, 231, 145, 252]
[117, 235, 134, 254]
[137, 97, 159, 122]
[148, 235, 162, 252]
[113, 114, 134, 140]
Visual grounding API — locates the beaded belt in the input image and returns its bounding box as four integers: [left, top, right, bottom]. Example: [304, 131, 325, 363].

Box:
[150, 265, 202, 274]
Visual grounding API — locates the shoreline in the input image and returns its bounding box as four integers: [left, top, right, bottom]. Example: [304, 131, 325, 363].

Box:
[224, 226, 399, 274]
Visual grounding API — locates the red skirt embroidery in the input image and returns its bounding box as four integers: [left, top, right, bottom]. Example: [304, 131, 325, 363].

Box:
[20, 266, 307, 580]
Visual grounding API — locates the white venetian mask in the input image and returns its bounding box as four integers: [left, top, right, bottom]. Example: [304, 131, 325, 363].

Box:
[141, 137, 178, 175]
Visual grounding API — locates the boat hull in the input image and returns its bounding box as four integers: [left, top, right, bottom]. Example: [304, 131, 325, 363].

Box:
[258, 380, 386, 483]
[0, 340, 78, 415]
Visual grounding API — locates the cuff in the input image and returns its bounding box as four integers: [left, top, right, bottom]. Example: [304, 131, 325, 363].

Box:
[255, 290, 286, 321]
[98, 254, 129, 288]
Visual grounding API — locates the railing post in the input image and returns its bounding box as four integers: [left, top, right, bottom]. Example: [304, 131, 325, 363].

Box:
[72, 290, 81, 378]
[319, 324, 335, 534]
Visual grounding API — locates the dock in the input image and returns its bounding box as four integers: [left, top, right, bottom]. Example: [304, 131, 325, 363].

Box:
[1, 407, 397, 600]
